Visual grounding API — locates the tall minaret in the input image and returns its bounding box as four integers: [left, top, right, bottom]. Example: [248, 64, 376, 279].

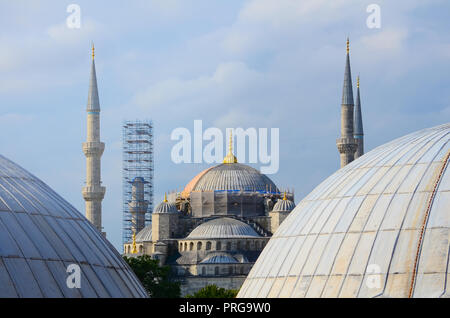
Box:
[354, 75, 364, 159]
[82, 44, 106, 233]
[336, 38, 357, 168]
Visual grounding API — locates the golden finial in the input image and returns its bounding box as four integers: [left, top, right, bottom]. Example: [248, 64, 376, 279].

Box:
[91, 42, 95, 60]
[283, 192, 287, 200]
[223, 129, 238, 164]
[164, 192, 168, 202]
[131, 230, 137, 254]
[357, 75, 360, 88]
[346, 37, 349, 54]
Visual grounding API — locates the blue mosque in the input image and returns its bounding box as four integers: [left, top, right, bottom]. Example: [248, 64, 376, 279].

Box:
[0, 39, 448, 298]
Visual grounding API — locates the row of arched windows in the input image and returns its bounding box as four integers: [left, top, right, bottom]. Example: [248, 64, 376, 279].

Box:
[179, 240, 266, 252]
[199, 266, 247, 276]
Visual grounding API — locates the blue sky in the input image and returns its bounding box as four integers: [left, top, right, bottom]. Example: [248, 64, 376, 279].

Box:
[1, 0, 449, 250]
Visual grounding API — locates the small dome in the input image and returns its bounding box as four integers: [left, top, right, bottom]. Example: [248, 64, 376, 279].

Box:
[187, 217, 260, 239]
[200, 253, 238, 264]
[272, 197, 295, 212]
[153, 196, 177, 214]
[135, 225, 152, 242]
[0, 155, 147, 298]
[239, 123, 450, 298]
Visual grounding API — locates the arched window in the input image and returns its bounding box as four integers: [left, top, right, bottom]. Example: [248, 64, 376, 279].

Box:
[206, 241, 212, 250]
[197, 242, 202, 250]
[240, 267, 244, 274]
[216, 241, 222, 251]
[214, 267, 219, 275]
[190, 242, 194, 251]
[179, 243, 183, 251]
[245, 241, 250, 250]
[228, 266, 233, 275]
[236, 241, 241, 250]
[202, 267, 206, 276]
[226, 242, 231, 251]
[184, 242, 188, 250]
[139, 246, 143, 253]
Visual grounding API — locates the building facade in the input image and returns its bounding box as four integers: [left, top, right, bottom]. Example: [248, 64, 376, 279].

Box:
[124, 138, 295, 296]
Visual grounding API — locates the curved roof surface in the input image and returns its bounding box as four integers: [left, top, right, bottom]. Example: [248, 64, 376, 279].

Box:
[200, 253, 238, 264]
[153, 200, 177, 214]
[272, 198, 295, 212]
[135, 225, 152, 242]
[239, 123, 450, 298]
[186, 217, 261, 239]
[184, 163, 278, 194]
[0, 155, 147, 298]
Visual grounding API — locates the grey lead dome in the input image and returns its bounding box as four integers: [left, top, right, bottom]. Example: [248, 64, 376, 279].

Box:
[238, 123, 450, 298]
[0, 155, 147, 298]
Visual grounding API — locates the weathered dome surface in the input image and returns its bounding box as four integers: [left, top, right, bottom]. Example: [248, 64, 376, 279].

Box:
[0, 155, 148, 298]
[153, 200, 177, 214]
[185, 163, 278, 193]
[272, 198, 295, 212]
[187, 217, 260, 239]
[200, 253, 238, 264]
[239, 123, 450, 298]
[135, 225, 152, 242]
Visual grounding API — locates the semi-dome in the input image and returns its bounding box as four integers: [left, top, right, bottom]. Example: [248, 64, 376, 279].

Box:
[239, 123, 450, 298]
[153, 195, 177, 214]
[187, 217, 260, 239]
[184, 163, 278, 194]
[272, 195, 295, 212]
[200, 253, 238, 264]
[0, 155, 147, 298]
[135, 224, 152, 242]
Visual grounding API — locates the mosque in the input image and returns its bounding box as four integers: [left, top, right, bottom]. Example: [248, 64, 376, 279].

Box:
[121, 39, 368, 296]
[0, 38, 448, 298]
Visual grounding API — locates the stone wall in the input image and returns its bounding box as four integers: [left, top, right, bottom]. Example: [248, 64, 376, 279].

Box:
[179, 275, 247, 297]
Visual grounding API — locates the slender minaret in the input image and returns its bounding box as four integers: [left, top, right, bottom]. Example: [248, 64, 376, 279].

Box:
[336, 38, 357, 168]
[82, 44, 106, 233]
[128, 177, 148, 235]
[354, 75, 364, 159]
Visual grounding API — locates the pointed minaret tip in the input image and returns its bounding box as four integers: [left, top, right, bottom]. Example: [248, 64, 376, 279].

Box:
[357, 75, 360, 88]
[164, 192, 168, 203]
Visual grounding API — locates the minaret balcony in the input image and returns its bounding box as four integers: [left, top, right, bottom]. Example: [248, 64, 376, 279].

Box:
[82, 142, 105, 156]
[82, 186, 106, 201]
[336, 137, 357, 154]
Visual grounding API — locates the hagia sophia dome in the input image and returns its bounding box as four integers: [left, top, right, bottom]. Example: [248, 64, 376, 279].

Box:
[0, 155, 147, 297]
[238, 123, 450, 298]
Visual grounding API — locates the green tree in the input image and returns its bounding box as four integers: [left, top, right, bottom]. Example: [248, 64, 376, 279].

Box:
[123, 255, 180, 298]
[186, 284, 238, 298]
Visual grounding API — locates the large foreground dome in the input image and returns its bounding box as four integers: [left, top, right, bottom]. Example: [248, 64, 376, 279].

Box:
[0, 155, 147, 297]
[238, 123, 450, 298]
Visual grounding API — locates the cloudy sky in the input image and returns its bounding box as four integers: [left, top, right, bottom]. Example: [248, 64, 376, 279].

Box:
[1, 0, 449, 250]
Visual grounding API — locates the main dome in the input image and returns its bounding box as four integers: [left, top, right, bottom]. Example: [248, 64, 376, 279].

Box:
[183, 163, 278, 195]
[0, 155, 147, 298]
[238, 123, 450, 298]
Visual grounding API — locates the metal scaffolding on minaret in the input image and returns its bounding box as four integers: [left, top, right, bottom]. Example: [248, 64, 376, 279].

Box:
[82, 43, 106, 234]
[122, 120, 154, 246]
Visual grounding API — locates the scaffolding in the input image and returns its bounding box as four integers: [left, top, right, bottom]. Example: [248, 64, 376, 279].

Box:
[122, 120, 154, 246]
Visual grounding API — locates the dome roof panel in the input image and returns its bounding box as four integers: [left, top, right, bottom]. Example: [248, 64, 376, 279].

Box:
[187, 217, 260, 239]
[0, 154, 148, 298]
[238, 123, 450, 298]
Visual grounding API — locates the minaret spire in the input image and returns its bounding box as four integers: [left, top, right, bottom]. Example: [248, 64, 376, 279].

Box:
[82, 44, 106, 234]
[354, 75, 364, 159]
[336, 38, 358, 168]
